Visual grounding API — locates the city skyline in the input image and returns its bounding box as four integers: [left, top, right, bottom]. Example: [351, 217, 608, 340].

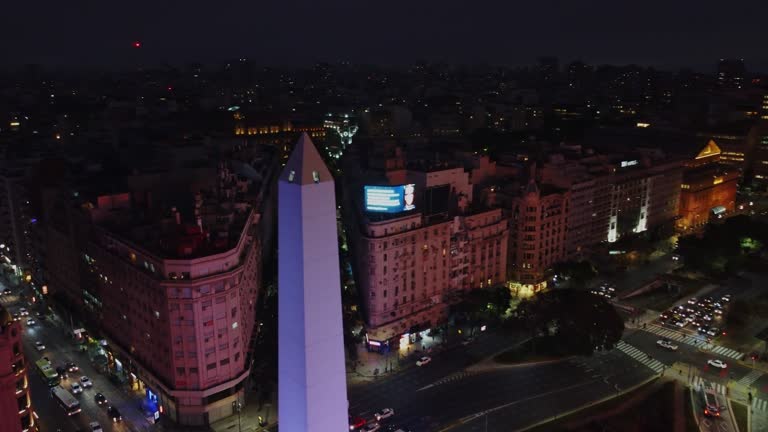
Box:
[2, 1, 767, 71]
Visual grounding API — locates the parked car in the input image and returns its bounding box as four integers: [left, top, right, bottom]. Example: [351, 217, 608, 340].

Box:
[707, 359, 728, 369]
[416, 356, 432, 366]
[375, 408, 395, 421]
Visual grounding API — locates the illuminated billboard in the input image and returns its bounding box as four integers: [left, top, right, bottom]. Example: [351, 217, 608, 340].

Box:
[364, 184, 416, 213]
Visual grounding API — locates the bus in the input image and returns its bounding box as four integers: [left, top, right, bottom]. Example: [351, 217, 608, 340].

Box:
[35, 358, 60, 387]
[51, 386, 81, 416]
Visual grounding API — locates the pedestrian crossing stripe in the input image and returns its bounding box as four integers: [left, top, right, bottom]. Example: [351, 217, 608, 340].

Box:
[753, 398, 768, 412]
[737, 370, 763, 386]
[693, 377, 726, 395]
[417, 371, 476, 392]
[616, 341, 665, 373]
[645, 325, 744, 360]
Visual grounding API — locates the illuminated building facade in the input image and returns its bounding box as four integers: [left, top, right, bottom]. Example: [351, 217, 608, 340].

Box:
[278, 134, 348, 432]
[677, 140, 739, 230]
[0, 306, 36, 432]
[43, 156, 275, 426]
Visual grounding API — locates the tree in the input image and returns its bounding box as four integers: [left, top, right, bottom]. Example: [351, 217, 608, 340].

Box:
[515, 290, 624, 356]
[552, 260, 597, 288]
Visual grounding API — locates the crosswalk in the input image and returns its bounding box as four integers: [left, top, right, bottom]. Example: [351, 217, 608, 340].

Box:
[753, 397, 768, 412]
[417, 371, 477, 392]
[737, 369, 763, 386]
[615, 340, 665, 373]
[645, 325, 744, 360]
[693, 377, 727, 395]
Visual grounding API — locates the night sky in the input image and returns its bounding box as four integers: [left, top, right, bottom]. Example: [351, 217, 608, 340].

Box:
[3, 0, 767, 70]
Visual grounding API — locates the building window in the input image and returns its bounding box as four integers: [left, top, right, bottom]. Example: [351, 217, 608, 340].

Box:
[207, 363, 217, 370]
[220, 358, 230, 366]
[176, 367, 185, 375]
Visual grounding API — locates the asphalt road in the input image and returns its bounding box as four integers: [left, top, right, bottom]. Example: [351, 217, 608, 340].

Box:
[1, 288, 151, 432]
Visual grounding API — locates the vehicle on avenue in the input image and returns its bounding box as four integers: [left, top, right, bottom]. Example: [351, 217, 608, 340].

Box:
[89, 421, 103, 432]
[35, 358, 61, 387]
[721, 294, 732, 303]
[375, 408, 395, 421]
[12, 313, 20, 321]
[51, 385, 81, 416]
[363, 423, 381, 432]
[657, 340, 678, 351]
[35, 341, 45, 351]
[2, 288, 11, 295]
[19, 308, 29, 316]
[56, 366, 69, 379]
[349, 416, 367, 430]
[80, 376, 93, 388]
[66, 362, 79, 373]
[707, 359, 728, 369]
[707, 327, 720, 337]
[71, 382, 83, 394]
[416, 356, 432, 366]
[95, 393, 108, 405]
[107, 405, 123, 422]
[26, 318, 36, 326]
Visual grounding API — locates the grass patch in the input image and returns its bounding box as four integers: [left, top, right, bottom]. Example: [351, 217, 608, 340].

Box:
[528, 380, 684, 432]
[493, 336, 569, 364]
[731, 400, 748, 432]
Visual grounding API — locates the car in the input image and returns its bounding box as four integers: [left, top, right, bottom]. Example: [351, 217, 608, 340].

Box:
[80, 376, 93, 388]
[714, 308, 724, 315]
[416, 356, 432, 366]
[659, 311, 670, 320]
[19, 308, 29, 316]
[34, 341, 45, 351]
[89, 422, 103, 432]
[26, 318, 36, 326]
[94, 392, 108, 405]
[12, 313, 20, 322]
[66, 362, 79, 373]
[56, 366, 68, 379]
[107, 406, 122, 422]
[363, 423, 381, 432]
[657, 340, 678, 351]
[71, 382, 83, 394]
[36, 311, 44, 318]
[688, 297, 698, 305]
[721, 294, 732, 302]
[349, 416, 366, 430]
[375, 408, 395, 421]
[2, 288, 11, 295]
[461, 337, 475, 346]
[708, 359, 728, 369]
[707, 327, 720, 337]
[703, 314, 713, 322]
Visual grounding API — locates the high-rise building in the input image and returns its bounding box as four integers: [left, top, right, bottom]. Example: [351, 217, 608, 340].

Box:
[43, 155, 275, 425]
[677, 140, 739, 230]
[717, 59, 746, 90]
[278, 134, 348, 432]
[0, 306, 36, 432]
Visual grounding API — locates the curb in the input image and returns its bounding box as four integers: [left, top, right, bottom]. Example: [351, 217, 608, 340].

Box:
[515, 375, 660, 432]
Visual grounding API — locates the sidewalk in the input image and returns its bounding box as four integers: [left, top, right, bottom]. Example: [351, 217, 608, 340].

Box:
[347, 330, 447, 385]
[209, 393, 277, 432]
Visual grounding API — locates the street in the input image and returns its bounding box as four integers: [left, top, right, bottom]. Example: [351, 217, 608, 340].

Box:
[0, 283, 153, 432]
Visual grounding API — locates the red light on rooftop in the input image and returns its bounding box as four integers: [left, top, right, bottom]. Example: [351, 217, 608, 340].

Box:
[133, 41, 142, 48]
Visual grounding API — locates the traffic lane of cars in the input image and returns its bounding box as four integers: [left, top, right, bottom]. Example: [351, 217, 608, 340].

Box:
[657, 293, 730, 339]
[22, 312, 131, 432]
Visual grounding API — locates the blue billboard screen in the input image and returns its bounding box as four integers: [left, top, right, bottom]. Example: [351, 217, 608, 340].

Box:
[364, 184, 416, 213]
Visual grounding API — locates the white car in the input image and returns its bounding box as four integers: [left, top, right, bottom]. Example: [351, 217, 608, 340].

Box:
[80, 376, 93, 388]
[374, 408, 395, 421]
[71, 382, 83, 394]
[708, 359, 728, 369]
[19, 308, 29, 316]
[34, 341, 45, 351]
[416, 356, 432, 366]
[363, 423, 381, 432]
[89, 422, 103, 432]
[656, 340, 678, 351]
